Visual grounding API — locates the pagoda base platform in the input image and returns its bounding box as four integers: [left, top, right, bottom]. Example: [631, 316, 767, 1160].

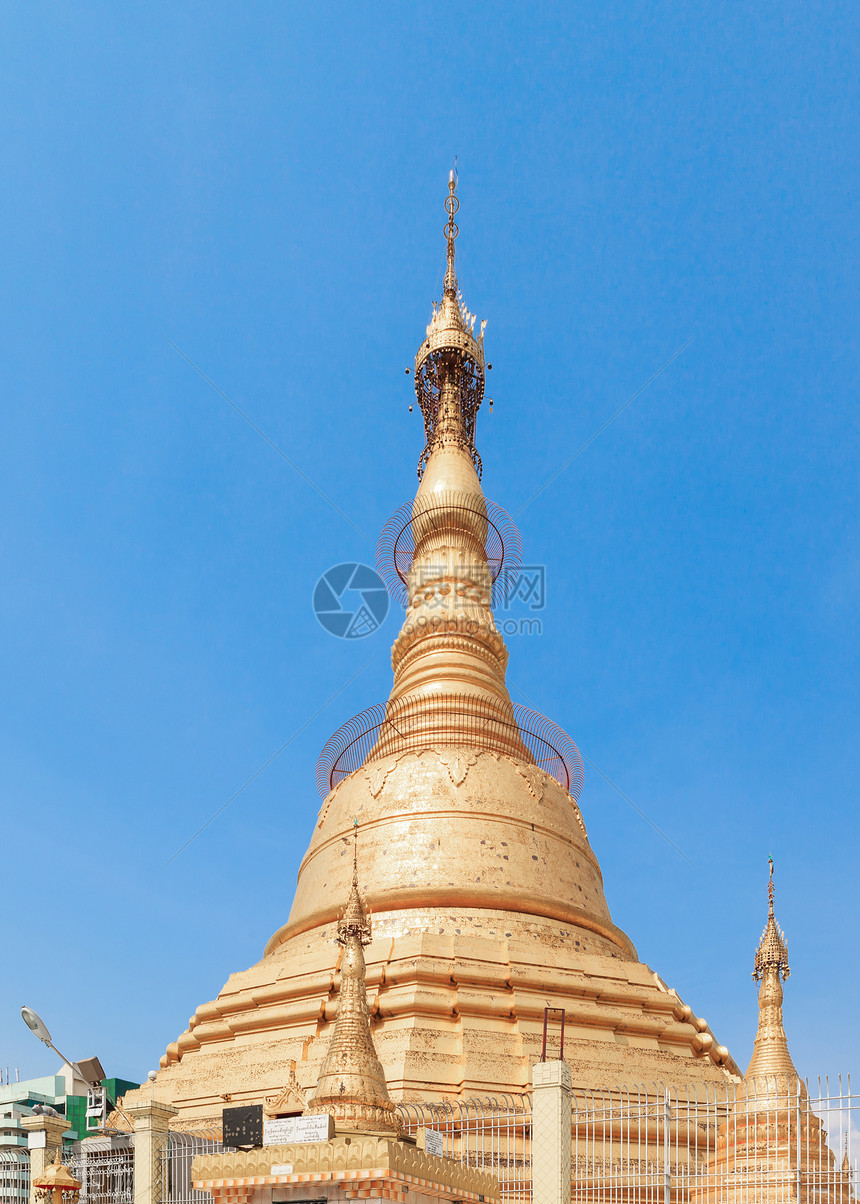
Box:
[123, 913, 739, 1129]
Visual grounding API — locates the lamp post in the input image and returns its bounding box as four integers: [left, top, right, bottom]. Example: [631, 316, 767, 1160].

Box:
[21, 1007, 107, 1132]
[20, 1009, 97, 1089]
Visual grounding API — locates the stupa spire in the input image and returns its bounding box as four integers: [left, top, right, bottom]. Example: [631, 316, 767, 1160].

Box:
[371, 171, 530, 759]
[269, 173, 636, 1019]
[443, 168, 459, 298]
[413, 170, 486, 480]
[304, 823, 400, 1136]
[746, 858, 798, 1082]
[339, 820, 371, 942]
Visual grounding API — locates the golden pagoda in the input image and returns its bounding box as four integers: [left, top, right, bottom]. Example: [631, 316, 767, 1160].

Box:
[747, 856, 798, 1084]
[127, 175, 742, 1128]
[697, 862, 851, 1203]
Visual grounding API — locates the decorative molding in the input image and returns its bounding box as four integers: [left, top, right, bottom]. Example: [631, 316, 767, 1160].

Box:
[192, 1135, 500, 1202]
[263, 1062, 307, 1118]
[391, 616, 508, 673]
[364, 755, 410, 798]
[569, 800, 587, 836]
[506, 757, 545, 804]
[436, 747, 480, 787]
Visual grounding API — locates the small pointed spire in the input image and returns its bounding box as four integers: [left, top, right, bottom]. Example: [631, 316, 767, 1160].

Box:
[304, 825, 400, 1136]
[411, 170, 487, 480]
[753, 856, 790, 985]
[443, 168, 459, 298]
[746, 858, 798, 1083]
[385, 175, 524, 753]
[338, 818, 371, 943]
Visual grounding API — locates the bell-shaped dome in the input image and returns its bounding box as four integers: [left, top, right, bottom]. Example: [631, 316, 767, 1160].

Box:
[270, 750, 633, 959]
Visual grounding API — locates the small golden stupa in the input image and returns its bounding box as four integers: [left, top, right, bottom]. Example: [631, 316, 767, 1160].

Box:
[32, 1151, 82, 1204]
[127, 175, 741, 1128]
[191, 850, 498, 1204]
[303, 825, 400, 1137]
[746, 856, 798, 1084]
[697, 862, 850, 1204]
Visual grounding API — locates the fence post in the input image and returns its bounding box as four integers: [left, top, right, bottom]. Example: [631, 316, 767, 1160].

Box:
[126, 1100, 178, 1204]
[663, 1091, 671, 1204]
[532, 1061, 571, 1204]
[795, 1080, 802, 1202]
[20, 1115, 71, 1204]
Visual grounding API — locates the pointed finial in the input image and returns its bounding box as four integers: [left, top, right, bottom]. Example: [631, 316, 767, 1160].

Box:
[753, 857, 790, 982]
[338, 822, 371, 946]
[443, 168, 460, 298]
[412, 170, 487, 479]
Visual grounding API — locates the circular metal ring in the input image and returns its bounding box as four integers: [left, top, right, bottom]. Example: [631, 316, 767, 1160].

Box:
[376, 496, 523, 609]
[316, 695, 584, 800]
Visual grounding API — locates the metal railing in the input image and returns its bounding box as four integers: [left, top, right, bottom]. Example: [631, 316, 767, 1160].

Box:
[395, 1078, 858, 1203]
[26, 1077, 851, 1204]
[0, 1149, 30, 1204]
[161, 1131, 222, 1204]
[317, 694, 584, 797]
[397, 1095, 532, 1204]
[569, 1076, 859, 1202]
[64, 1144, 134, 1204]
[375, 494, 523, 610]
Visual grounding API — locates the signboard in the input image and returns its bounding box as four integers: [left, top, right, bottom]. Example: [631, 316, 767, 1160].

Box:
[222, 1104, 263, 1150]
[421, 1128, 444, 1157]
[264, 1114, 334, 1145]
[270, 1165, 294, 1176]
[27, 1131, 47, 1150]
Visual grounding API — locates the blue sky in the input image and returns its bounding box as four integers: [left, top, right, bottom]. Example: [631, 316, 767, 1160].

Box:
[1, 2, 856, 1087]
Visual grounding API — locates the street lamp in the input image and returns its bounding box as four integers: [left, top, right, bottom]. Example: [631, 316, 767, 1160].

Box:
[20, 1007, 100, 1087]
[21, 1006, 53, 1045]
[21, 1006, 109, 1132]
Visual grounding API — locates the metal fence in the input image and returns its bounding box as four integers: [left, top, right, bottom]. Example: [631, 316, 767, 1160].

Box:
[569, 1076, 859, 1203]
[396, 1078, 858, 1204]
[15, 1076, 852, 1204]
[161, 1131, 222, 1204]
[0, 1149, 30, 1204]
[64, 1143, 134, 1204]
[398, 1094, 532, 1204]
